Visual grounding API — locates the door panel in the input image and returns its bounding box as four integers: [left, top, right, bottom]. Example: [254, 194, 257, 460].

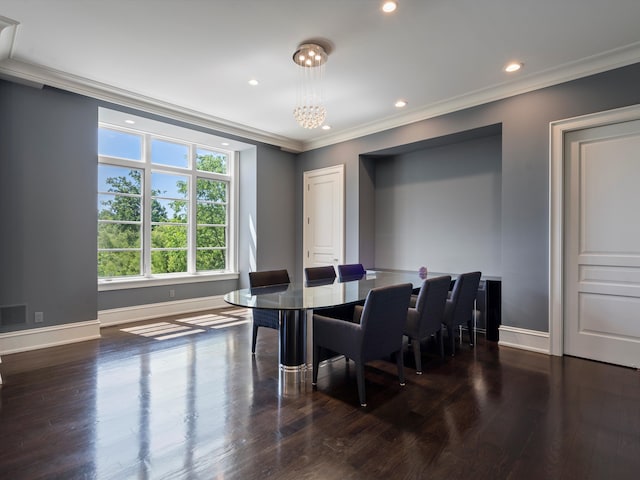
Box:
[579, 293, 640, 339]
[303, 165, 344, 271]
[564, 119, 640, 368]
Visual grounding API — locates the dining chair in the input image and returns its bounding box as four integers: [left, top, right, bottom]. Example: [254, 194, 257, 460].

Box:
[442, 271, 481, 356]
[337, 263, 366, 281]
[404, 275, 451, 373]
[312, 282, 413, 407]
[306, 264, 358, 323]
[248, 269, 290, 354]
[336, 263, 368, 320]
[304, 265, 337, 283]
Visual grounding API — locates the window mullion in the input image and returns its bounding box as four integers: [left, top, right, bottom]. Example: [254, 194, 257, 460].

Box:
[188, 145, 196, 274]
[143, 134, 152, 277]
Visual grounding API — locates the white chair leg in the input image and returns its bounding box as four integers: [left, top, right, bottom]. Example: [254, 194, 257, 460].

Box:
[0, 356, 3, 385]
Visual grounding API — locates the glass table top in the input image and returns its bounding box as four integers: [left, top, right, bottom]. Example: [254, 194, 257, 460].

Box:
[223, 270, 428, 311]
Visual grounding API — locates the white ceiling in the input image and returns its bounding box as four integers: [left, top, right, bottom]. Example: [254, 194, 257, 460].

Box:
[1, 0, 640, 152]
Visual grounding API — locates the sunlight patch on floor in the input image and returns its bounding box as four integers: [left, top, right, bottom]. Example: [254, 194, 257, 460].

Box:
[180, 313, 249, 328]
[119, 310, 250, 340]
[155, 328, 206, 341]
[211, 319, 250, 329]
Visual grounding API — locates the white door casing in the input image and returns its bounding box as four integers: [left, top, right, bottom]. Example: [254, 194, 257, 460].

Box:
[303, 165, 345, 272]
[552, 107, 640, 368]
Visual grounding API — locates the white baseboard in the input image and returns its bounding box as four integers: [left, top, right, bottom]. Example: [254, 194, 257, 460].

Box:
[99, 295, 228, 327]
[0, 296, 230, 355]
[498, 325, 550, 354]
[0, 320, 101, 355]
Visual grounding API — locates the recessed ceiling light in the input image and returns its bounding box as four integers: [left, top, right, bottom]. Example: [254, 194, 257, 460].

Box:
[322, 125, 331, 130]
[124, 119, 135, 124]
[221, 142, 230, 146]
[504, 62, 523, 73]
[248, 79, 259, 86]
[394, 99, 407, 108]
[382, 1, 398, 13]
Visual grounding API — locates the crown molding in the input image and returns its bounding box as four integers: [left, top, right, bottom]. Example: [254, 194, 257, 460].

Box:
[302, 41, 640, 152]
[1, 39, 639, 154]
[0, 57, 305, 153]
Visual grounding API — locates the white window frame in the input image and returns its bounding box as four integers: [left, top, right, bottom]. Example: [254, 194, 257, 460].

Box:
[98, 122, 238, 289]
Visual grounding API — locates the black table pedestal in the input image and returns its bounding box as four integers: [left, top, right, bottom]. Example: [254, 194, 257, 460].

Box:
[278, 309, 308, 395]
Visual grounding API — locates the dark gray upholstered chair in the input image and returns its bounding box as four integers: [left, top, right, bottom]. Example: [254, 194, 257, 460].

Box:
[337, 263, 366, 281]
[305, 264, 353, 322]
[442, 271, 481, 356]
[312, 282, 413, 407]
[404, 275, 451, 373]
[248, 269, 290, 354]
[304, 265, 337, 284]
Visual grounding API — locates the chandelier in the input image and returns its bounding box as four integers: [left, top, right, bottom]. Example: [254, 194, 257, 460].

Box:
[292, 42, 328, 129]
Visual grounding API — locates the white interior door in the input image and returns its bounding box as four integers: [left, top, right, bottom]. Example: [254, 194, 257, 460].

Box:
[564, 119, 640, 368]
[303, 165, 344, 272]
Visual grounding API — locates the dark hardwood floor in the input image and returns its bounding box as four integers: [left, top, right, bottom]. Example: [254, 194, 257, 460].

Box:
[1, 309, 639, 480]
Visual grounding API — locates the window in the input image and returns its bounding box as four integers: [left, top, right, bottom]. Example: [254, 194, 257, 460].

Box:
[98, 121, 235, 282]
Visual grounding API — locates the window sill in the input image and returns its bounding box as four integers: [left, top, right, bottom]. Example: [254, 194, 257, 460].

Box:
[98, 272, 239, 291]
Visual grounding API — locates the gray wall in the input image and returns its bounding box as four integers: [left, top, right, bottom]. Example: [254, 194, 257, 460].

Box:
[374, 134, 502, 276]
[2, 62, 640, 335]
[0, 80, 297, 329]
[238, 144, 297, 288]
[294, 142, 369, 272]
[98, 279, 239, 311]
[0, 83, 98, 332]
[296, 62, 640, 333]
[254, 145, 297, 281]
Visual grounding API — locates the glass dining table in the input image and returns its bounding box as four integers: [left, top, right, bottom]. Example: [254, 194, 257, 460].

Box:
[224, 270, 425, 394]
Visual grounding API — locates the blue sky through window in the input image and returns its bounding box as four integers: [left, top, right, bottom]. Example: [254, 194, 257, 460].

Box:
[98, 129, 141, 160]
[152, 139, 189, 168]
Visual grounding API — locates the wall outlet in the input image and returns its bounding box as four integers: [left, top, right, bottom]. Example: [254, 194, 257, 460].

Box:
[34, 311, 44, 323]
[169, 289, 175, 298]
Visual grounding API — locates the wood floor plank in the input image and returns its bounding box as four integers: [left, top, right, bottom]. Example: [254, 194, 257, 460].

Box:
[1, 309, 639, 479]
